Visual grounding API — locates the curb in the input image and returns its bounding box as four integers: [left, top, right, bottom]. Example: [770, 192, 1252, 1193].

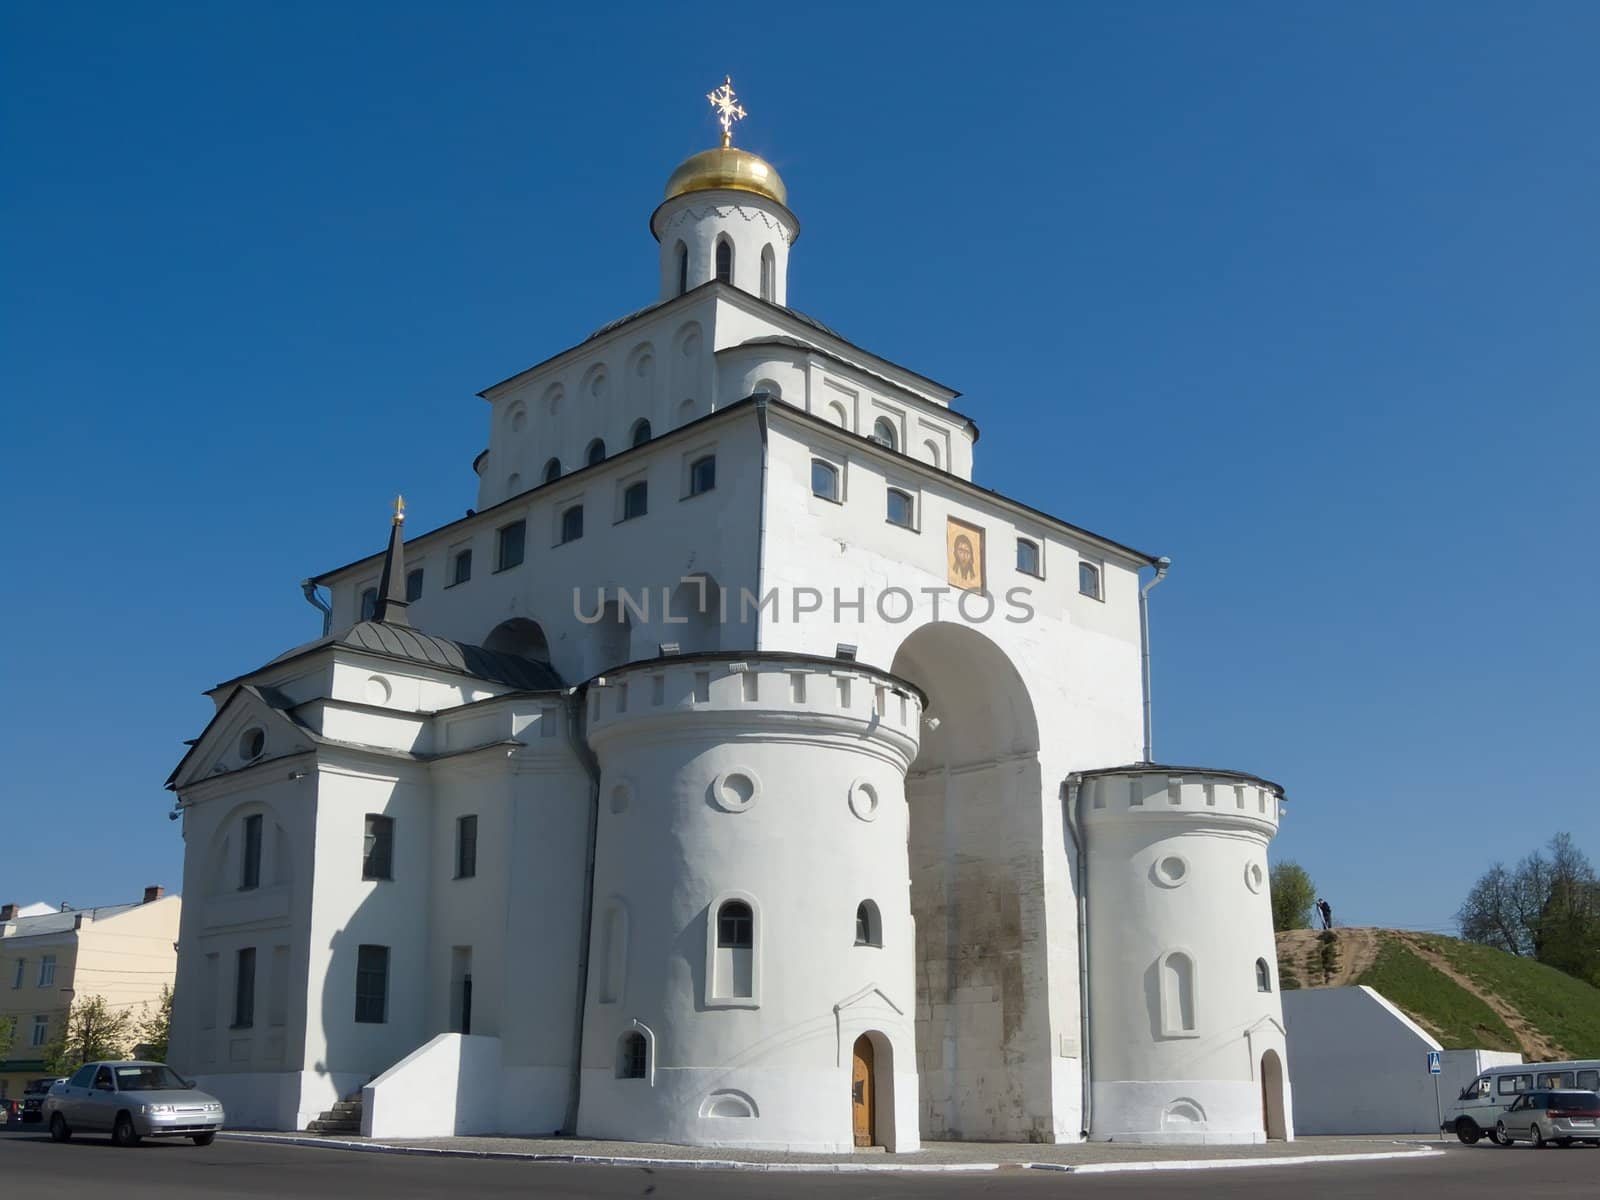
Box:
[222, 1131, 1443, 1175]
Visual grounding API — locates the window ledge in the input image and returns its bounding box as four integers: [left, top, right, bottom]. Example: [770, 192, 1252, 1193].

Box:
[680, 486, 716, 501]
[492, 562, 523, 575]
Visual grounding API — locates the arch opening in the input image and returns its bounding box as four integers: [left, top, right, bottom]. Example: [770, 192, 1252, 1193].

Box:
[850, 1030, 900, 1150]
[1261, 1049, 1288, 1140]
[889, 623, 1041, 1141]
[483, 618, 550, 664]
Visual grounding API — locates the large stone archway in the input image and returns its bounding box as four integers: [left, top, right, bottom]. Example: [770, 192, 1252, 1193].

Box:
[890, 623, 1050, 1142]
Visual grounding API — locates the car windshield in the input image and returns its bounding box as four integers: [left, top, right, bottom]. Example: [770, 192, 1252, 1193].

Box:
[112, 1065, 189, 1092]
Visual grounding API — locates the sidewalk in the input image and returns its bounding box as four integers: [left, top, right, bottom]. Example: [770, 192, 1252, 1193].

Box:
[222, 1131, 1447, 1174]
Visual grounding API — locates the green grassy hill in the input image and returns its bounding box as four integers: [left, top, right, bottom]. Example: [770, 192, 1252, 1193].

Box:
[1276, 927, 1600, 1059]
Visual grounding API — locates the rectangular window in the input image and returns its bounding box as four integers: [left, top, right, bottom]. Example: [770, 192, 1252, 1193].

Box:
[37, 955, 55, 988]
[621, 480, 648, 521]
[1498, 1074, 1532, 1096]
[1078, 560, 1102, 601]
[688, 455, 716, 497]
[233, 947, 256, 1029]
[886, 488, 914, 528]
[360, 587, 378, 621]
[12, 958, 23, 989]
[355, 945, 389, 1023]
[451, 549, 472, 586]
[1016, 538, 1042, 577]
[455, 814, 478, 879]
[363, 814, 394, 881]
[31, 1014, 48, 1047]
[496, 520, 526, 571]
[560, 505, 584, 544]
[811, 458, 840, 502]
[241, 813, 263, 890]
[405, 568, 424, 602]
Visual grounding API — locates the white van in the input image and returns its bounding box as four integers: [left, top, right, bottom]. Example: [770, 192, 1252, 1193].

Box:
[1444, 1060, 1600, 1144]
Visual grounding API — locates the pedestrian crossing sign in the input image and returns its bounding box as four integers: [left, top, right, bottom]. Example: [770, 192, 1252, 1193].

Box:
[1427, 1051, 1442, 1074]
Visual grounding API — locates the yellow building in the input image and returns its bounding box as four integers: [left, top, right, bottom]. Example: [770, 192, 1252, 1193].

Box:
[1, 889, 181, 1100]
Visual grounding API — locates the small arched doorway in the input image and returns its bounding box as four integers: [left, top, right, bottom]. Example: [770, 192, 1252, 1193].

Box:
[1261, 1048, 1288, 1140]
[851, 1034, 877, 1147]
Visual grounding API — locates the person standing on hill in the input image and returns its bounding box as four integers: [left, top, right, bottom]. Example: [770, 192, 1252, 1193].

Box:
[1316, 898, 1333, 930]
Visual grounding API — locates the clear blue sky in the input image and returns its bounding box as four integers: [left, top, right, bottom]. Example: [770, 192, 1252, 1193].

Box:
[2, 2, 1596, 932]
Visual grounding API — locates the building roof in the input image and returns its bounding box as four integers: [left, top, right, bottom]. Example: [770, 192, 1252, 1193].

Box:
[219, 621, 565, 693]
[1070, 762, 1287, 797]
[1, 902, 143, 940]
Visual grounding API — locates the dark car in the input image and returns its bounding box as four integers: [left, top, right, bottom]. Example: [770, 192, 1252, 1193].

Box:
[21, 1077, 66, 1123]
[1, 1097, 25, 1123]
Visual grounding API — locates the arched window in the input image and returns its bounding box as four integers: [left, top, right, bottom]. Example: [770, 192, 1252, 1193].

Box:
[854, 900, 882, 947]
[1256, 958, 1272, 993]
[811, 459, 840, 502]
[1016, 538, 1041, 577]
[617, 1030, 648, 1079]
[715, 238, 733, 284]
[886, 488, 913, 528]
[760, 245, 775, 301]
[1159, 951, 1198, 1036]
[585, 438, 606, 467]
[710, 897, 756, 1003]
[1079, 561, 1102, 600]
[630, 419, 652, 447]
[674, 241, 688, 296]
[871, 417, 897, 451]
[542, 457, 561, 484]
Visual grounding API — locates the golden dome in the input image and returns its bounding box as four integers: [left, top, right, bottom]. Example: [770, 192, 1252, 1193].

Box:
[663, 145, 788, 208]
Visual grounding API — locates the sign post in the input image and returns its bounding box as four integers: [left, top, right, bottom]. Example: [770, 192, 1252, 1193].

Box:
[1428, 1051, 1444, 1141]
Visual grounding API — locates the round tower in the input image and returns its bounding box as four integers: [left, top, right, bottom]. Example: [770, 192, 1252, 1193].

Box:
[1073, 766, 1292, 1144]
[651, 78, 798, 305]
[575, 653, 923, 1152]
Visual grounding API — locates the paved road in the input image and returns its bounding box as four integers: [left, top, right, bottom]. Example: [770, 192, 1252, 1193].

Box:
[0, 1129, 1594, 1198]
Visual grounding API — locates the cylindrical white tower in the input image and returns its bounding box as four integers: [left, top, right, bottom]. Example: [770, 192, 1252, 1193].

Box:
[1075, 766, 1293, 1144]
[651, 145, 798, 306]
[575, 653, 922, 1152]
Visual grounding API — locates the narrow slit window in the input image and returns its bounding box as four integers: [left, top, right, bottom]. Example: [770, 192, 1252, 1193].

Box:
[759, 244, 775, 300]
[362, 814, 394, 881]
[715, 238, 733, 284]
[675, 241, 688, 296]
[1256, 958, 1272, 992]
[241, 813, 262, 890]
[354, 944, 389, 1023]
[456, 815, 478, 879]
[233, 947, 255, 1028]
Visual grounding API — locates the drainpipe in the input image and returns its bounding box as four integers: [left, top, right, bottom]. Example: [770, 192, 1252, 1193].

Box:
[1138, 557, 1171, 762]
[561, 683, 602, 1135]
[300, 579, 333, 636]
[1063, 775, 1093, 1139]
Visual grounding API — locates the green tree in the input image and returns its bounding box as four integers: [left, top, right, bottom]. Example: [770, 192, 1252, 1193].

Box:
[43, 995, 135, 1075]
[1270, 861, 1316, 932]
[136, 985, 173, 1062]
[1457, 833, 1600, 987]
[0, 1014, 15, 1063]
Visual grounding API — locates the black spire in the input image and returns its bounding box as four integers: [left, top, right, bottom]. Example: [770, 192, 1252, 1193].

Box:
[371, 495, 410, 626]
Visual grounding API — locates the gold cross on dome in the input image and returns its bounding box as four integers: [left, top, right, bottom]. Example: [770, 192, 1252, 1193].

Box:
[706, 75, 746, 147]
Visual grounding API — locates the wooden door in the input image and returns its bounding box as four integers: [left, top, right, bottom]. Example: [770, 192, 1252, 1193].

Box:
[851, 1035, 875, 1147]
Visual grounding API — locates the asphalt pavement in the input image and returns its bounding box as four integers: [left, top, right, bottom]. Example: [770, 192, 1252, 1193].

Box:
[1, 1127, 1595, 1198]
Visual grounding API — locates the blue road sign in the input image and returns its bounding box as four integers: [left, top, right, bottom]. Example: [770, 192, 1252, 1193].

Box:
[1428, 1051, 1442, 1074]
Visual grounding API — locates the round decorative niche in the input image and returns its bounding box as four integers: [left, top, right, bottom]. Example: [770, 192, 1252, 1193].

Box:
[847, 779, 880, 823]
[1152, 855, 1190, 889]
[238, 727, 265, 762]
[609, 781, 633, 816]
[709, 769, 760, 814]
[1244, 861, 1266, 894]
[366, 675, 392, 704]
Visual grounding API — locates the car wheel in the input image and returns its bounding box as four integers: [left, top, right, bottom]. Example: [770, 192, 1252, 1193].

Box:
[1455, 1118, 1482, 1145]
[48, 1113, 71, 1143]
[112, 1113, 141, 1148]
[1496, 1122, 1514, 1146]
[1531, 1123, 1545, 1149]
[191, 1133, 215, 1146]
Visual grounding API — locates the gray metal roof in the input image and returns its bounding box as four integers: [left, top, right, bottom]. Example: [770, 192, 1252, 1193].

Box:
[1, 902, 142, 940]
[235, 622, 565, 692]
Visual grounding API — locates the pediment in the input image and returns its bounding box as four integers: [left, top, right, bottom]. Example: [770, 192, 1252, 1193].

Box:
[168, 685, 316, 793]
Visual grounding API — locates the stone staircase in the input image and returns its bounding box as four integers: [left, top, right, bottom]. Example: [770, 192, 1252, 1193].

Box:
[305, 1094, 364, 1136]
